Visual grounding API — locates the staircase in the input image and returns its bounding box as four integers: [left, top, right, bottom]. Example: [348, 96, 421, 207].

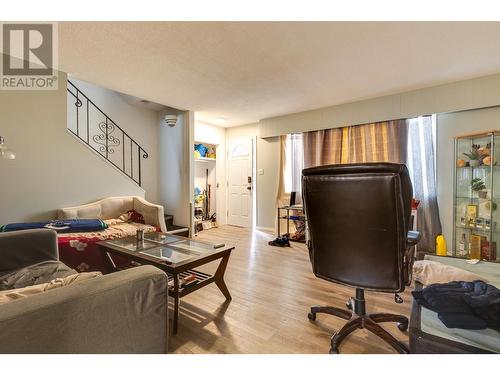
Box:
[164, 214, 189, 237]
[66, 80, 149, 187]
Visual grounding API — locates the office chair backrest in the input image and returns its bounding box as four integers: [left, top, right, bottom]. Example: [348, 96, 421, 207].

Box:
[302, 163, 413, 293]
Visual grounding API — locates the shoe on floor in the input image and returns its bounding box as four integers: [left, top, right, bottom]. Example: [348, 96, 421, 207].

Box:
[268, 235, 291, 247]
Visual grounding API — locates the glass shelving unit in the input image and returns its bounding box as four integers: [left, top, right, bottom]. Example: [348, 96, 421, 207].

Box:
[453, 131, 500, 262]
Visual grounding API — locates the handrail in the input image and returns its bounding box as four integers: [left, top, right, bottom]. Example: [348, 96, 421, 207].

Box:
[66, 80, 149, 186]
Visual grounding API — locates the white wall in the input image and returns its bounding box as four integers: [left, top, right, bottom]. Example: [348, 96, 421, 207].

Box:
[226, 123, 280, 231]
[436, 107, 500, 255]
[68, 78, 160, 203]
[194, 121, 227, 225]
[0, 71, 149, 225]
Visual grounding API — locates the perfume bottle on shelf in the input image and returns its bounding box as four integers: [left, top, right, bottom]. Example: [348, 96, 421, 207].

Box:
[469, 234, 481, 260]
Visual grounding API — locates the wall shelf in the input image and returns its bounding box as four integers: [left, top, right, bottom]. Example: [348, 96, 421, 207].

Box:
[195, 157, 216, 162]
[194, 142, 218, 234]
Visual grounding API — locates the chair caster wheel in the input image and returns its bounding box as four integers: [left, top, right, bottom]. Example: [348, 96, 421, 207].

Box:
[308, 312, 316, 321]
[397, 322, 408, 332]
[329, 347, 339, 354]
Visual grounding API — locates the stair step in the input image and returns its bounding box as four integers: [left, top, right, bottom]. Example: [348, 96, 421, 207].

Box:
[166, 225, 189, 237]
[164, 214, 174, 227]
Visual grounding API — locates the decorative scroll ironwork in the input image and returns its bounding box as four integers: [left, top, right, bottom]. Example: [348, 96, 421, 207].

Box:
[66, 80, 149, 186]
[93, 121, 120, 154]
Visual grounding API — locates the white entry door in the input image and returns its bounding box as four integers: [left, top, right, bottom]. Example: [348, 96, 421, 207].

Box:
[227, 138, 253, 227]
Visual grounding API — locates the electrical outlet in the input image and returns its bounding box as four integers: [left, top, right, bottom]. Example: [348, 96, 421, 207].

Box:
[258, 169, 264, 175]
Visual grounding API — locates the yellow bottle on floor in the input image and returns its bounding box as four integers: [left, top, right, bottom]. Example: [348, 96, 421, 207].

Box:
[436, 234, 447, 256]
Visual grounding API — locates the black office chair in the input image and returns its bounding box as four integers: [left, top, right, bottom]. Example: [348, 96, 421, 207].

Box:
[302, 163, 420, 354]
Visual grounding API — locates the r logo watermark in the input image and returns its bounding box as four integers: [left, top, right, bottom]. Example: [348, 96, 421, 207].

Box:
[0, 22, 58, 90]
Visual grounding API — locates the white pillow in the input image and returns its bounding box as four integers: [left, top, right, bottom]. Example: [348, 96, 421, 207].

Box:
[413, 260, 487, 286]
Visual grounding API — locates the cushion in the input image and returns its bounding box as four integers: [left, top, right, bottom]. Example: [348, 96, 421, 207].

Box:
[413, 260, 487, 286]
[0, 261, 77, 291]
[0, 271, 101, 304]
[118, 209, 145, 224]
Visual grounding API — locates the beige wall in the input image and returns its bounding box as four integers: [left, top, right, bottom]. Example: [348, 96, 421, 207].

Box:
[0, 72, 148, 225]
[226, 123, 280, 231]
[256, 72, 500, 244]
[158, 111, 193, 228]
[260, 72, 500, 138]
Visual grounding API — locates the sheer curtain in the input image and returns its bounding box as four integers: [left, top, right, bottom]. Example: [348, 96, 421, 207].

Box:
[278, 133, 304, 206]
[284, 133, 304, 196]
[407, 115, 442, 256]
[276, 134, 304, 233]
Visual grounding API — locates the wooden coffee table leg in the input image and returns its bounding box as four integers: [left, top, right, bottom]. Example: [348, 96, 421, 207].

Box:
[173, 274, 179, 334]
[103, 251, 117, 273]
[214, 253, 232, 300]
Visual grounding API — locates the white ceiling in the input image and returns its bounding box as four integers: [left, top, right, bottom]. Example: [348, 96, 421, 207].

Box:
[59, 22, 500, 127]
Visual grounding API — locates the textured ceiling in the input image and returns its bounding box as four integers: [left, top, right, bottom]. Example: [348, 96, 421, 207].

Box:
[59, 22, 500, 127]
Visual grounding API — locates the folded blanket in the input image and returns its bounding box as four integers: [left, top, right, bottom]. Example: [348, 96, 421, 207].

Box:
[413, 280, 500, 331]
[58, 220, 157, 241]
[0, 219, 108, 233]
[0, 271, 102, 304]
[0, 261, 76, 291]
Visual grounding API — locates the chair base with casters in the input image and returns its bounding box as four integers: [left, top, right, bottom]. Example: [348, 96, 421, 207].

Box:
[308, 288, 409, 354]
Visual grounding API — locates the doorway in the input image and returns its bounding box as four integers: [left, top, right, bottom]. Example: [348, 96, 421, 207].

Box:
[226, 138, 254, 227]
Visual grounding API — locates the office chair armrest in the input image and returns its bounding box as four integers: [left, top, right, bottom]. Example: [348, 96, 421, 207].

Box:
[404, 231, 420, 286]
[407, 231, 421, 247]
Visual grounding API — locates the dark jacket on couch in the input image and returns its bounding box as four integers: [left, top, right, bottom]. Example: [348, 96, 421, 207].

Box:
[412, 280, 500, 331]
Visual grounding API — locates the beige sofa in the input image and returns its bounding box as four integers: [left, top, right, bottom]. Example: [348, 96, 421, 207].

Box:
[57, 196, 167, 232]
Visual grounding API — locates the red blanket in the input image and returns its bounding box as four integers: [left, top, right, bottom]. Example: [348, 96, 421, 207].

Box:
[57, 236, 129, 273]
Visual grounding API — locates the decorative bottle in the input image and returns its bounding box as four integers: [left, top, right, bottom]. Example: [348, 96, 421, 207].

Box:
[458, 233, 467, 257]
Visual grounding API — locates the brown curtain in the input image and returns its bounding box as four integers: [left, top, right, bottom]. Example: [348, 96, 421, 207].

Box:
[303, 119, 408, 168]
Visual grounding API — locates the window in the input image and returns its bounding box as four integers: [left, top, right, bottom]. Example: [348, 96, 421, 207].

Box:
[406, 114, 442, 253]
[284, 133, 304, 194]
[406, 115, 437, 191]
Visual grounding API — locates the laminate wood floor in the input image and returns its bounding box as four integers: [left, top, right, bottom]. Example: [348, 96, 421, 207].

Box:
[169, 225, 413, 354]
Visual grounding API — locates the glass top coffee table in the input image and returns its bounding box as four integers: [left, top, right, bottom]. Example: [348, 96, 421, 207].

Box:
[97, 232, 234, 334]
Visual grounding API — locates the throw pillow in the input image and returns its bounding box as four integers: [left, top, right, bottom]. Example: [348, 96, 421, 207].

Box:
[118, 209, 145, 224]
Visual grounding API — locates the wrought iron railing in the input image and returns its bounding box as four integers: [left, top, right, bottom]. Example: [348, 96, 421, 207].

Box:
[66, 80, 148, 186]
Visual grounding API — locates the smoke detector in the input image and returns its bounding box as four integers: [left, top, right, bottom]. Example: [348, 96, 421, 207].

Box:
[164, 114, 178, 127]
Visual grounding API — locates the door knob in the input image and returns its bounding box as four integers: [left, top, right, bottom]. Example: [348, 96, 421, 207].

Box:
[247, 186, 252, 191]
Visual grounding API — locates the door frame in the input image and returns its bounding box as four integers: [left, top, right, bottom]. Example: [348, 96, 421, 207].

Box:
[225, 137, 256, 228]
